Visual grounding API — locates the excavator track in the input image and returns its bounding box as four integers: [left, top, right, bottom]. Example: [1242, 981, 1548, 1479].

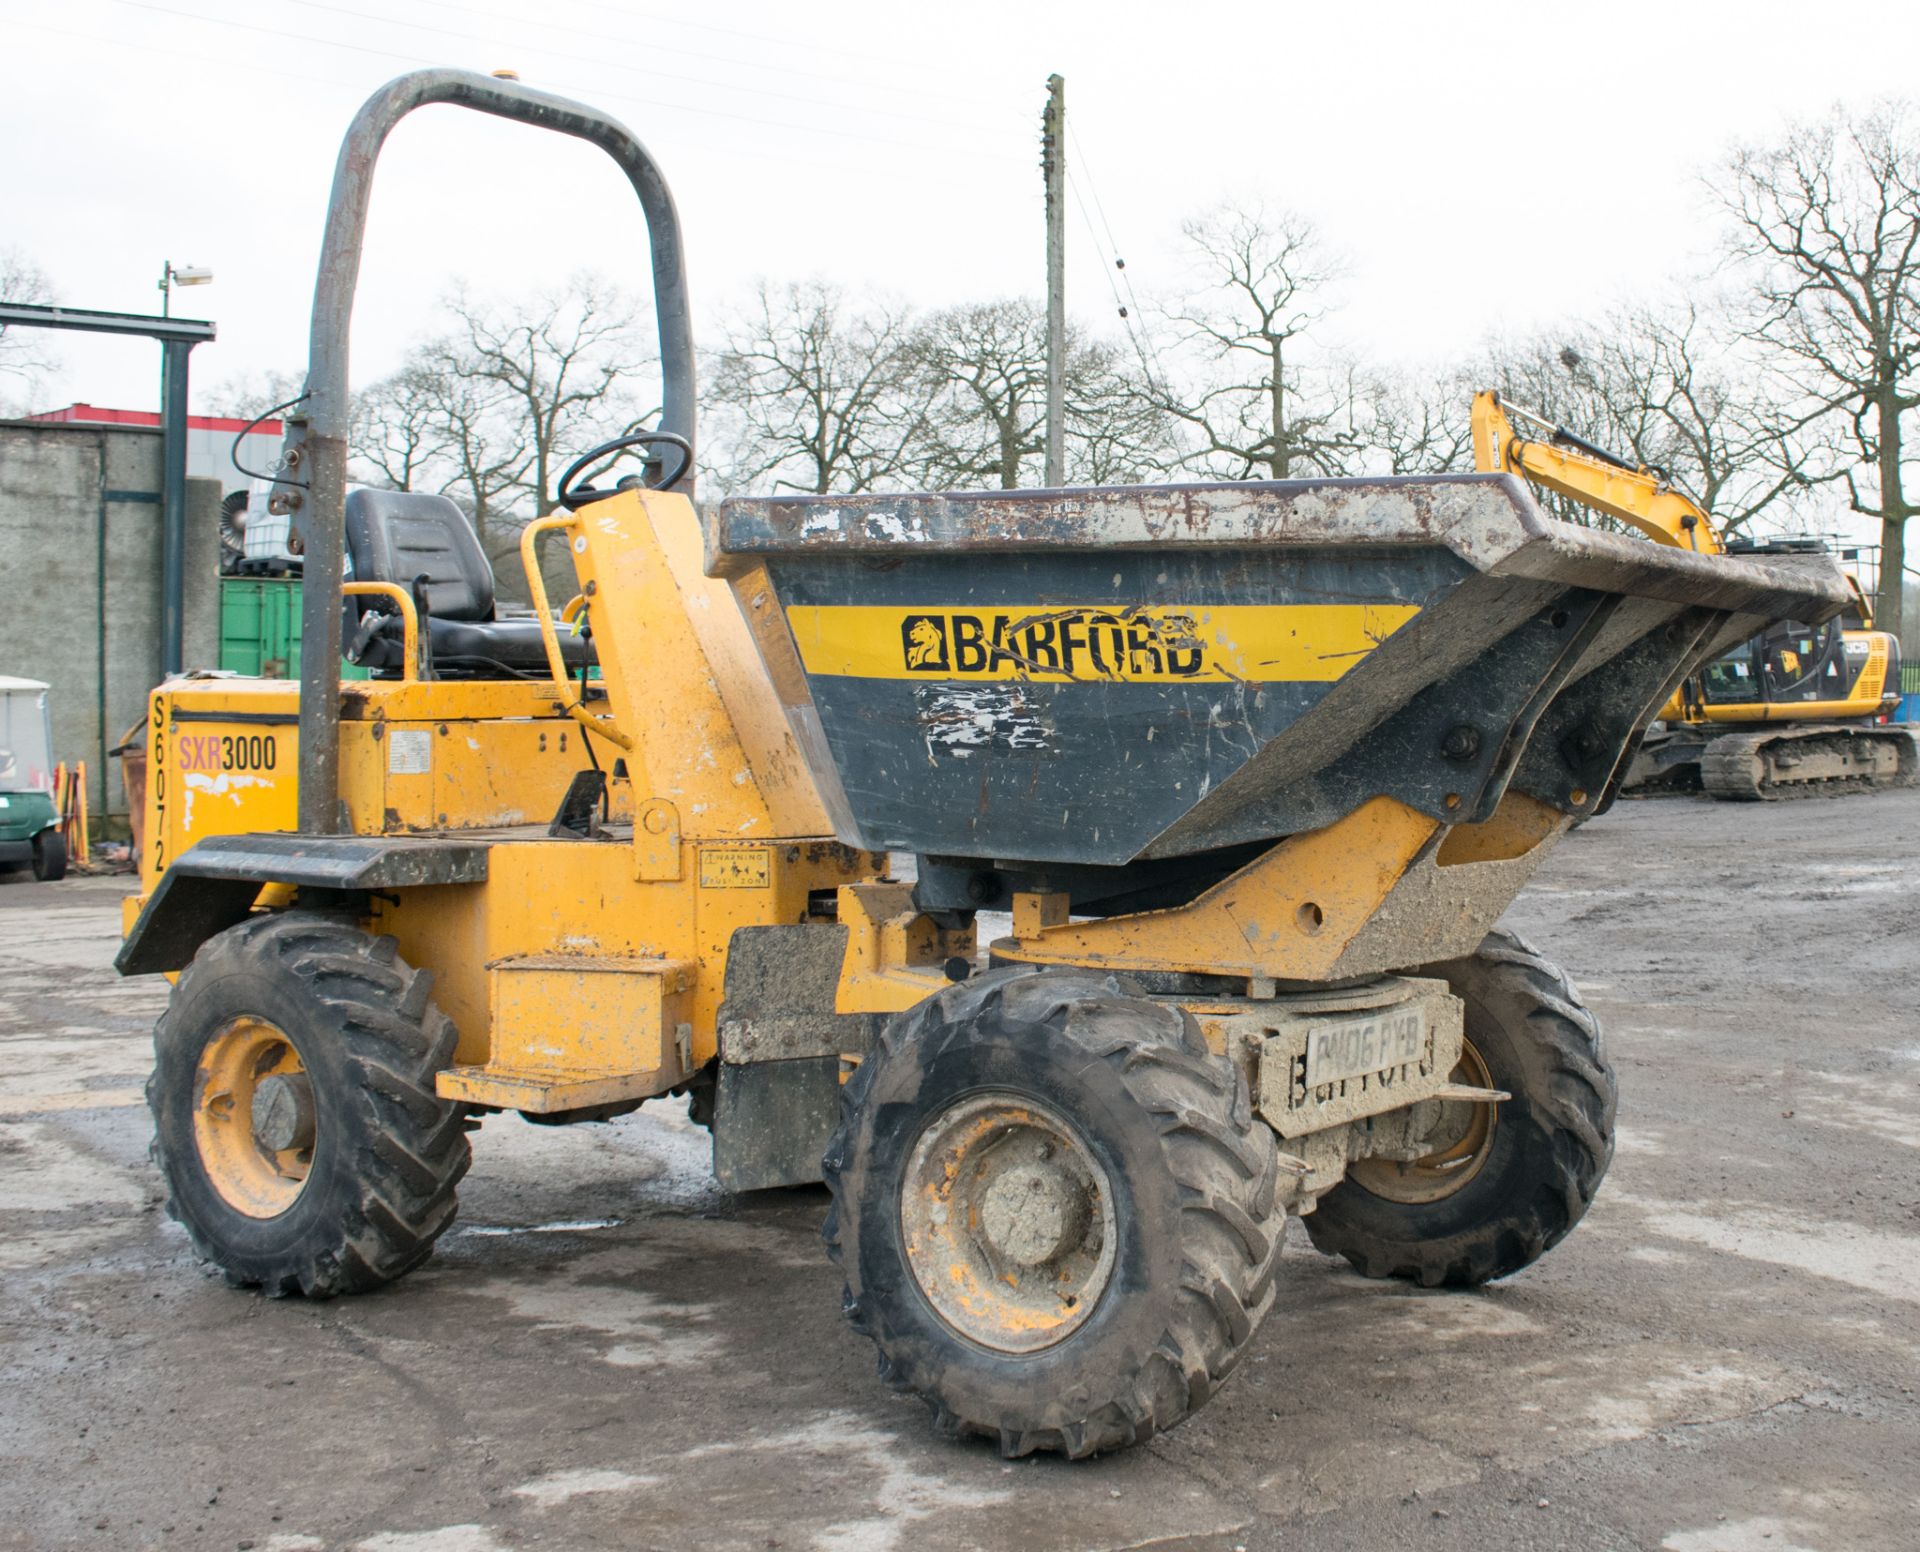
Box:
[1698, 725, 1920, 801]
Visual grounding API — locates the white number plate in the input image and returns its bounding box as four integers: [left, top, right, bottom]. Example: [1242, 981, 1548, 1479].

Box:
[1303, 1007, 1427, 1090]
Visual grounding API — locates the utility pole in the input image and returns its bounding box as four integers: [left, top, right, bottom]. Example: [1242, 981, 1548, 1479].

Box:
[1042, 73, 1066, 487]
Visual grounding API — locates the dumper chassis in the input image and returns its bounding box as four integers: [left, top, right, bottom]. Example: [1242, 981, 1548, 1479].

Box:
[118, 70, 1850, 1456]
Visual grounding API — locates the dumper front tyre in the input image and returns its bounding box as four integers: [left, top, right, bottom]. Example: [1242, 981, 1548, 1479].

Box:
[147, 912, 471, 1297]
[1304, 930, 1614, 1287]
[822, 967, 1284, 1459]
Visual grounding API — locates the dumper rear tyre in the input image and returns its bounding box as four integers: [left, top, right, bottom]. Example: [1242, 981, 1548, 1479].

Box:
[1303, 930, 1614, 1287]
[822, 967, 1283, 1459]
[148, 911, 471, 1297]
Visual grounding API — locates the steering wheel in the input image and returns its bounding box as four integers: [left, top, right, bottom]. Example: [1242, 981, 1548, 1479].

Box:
[556, 430, 694, 510]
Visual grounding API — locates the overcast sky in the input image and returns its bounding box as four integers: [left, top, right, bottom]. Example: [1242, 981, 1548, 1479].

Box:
[10, 0, 1920, 436]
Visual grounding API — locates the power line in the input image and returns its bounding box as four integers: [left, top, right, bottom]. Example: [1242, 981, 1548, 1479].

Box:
[1063, 155, 1171, 396]
[14, 14, 374, 97]
[95, 0, 1026, 159]
[1068, 121, 1153, 338]
[273, 0, 991, 133]
[1066, 171, 1171, 396]
[22, 12, 1011, 182]
[384, 0, 1005, 109]
[549, 0, 1016, 83]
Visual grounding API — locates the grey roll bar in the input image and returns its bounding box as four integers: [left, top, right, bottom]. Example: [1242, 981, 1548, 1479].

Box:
[281, 68, 696, 835]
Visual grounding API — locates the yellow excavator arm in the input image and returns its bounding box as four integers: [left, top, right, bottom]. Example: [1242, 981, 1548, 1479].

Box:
[1467, 389, 1914, 791]
[1470, 390, 1724, 556]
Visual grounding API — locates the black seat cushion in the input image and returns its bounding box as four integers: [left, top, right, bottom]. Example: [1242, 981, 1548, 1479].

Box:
[360, 615, 596, 676]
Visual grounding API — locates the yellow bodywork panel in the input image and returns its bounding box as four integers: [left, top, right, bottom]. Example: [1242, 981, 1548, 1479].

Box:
[834, 881, 973, 1016]
[373, 837, 877, 1102]
[138, 489, 836, 895]
[436, 956, 694, 1113]
[131, 488, 889, 1110]
[1700, 634, 1887, 723]
[553, 490, 837, 844]
[1434, 792, 1564, 867]
[993, 796, 1441, 982]
[1659, 632, 1892, 725]
[138, 677, 627, 887]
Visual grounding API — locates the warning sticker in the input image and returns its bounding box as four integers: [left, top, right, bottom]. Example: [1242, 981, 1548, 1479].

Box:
[387, 728, 432, 775]
[699, 846, 771, 889]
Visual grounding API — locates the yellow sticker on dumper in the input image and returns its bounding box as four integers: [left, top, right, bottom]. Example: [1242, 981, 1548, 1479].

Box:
[785, 603, 1419, 684]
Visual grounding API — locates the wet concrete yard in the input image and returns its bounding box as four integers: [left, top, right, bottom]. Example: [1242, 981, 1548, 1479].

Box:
[2, 792, 1917, 1550]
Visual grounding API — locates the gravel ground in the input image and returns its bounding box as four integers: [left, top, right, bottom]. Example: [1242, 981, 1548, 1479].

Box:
[1, 790, 1916, 1552]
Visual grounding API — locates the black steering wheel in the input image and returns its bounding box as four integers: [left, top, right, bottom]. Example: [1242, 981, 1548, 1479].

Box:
[556, 429, 694, 510]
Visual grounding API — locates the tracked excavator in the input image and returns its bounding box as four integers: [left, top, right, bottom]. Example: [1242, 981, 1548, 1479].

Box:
[1472, 391, 1917, 799]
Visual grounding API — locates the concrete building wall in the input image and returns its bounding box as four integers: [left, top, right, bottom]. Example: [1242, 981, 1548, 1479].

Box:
[0, 420, 220, 825]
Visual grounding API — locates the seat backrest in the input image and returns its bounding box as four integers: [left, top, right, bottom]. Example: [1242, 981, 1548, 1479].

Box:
[344, 489, 496, 621]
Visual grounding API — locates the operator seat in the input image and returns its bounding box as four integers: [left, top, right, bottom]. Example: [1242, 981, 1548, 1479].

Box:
[342, 489, 595, 678]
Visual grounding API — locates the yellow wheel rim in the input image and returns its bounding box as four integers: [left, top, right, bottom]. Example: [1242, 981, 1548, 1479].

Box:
[193, 1016, 315, 1218]
[1348, 1037, 1498, 1205]
[899, 1093, 1118, 1354]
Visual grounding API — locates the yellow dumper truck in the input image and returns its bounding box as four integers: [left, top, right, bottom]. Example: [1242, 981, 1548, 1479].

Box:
[117, 70, 1847, 1457]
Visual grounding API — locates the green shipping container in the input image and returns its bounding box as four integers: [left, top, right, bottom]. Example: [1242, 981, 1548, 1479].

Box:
[218, 577, 371, 680]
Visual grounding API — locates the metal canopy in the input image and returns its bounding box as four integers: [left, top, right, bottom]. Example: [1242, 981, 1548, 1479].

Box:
[0, 301, 218, 677]
[0, 302, 215, 344]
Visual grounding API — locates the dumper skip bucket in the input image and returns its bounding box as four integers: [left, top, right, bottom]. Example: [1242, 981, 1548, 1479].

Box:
[710, 474, 1846, 870]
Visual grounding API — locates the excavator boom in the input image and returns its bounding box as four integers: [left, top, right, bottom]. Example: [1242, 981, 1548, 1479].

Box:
[1470, 390, 1723, 555]
[1469, 389, 1914, 798]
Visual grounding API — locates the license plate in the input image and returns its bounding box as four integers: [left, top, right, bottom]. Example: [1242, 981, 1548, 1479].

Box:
[1303, 1006, 1427, 1089]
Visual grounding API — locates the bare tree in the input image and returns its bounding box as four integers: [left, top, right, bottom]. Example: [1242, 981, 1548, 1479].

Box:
[1150, 203, 1360, 480]
[338, 275, 650, 605]
[907, 300, 1048, 488]
[440, 273, 654, 519]
[1719, 100, 1920, 635]
[350, 362, 449, 494]
[906, 298, 1164, 489]
[707, 280, 929, 495]
[1608, 301, 1822, 534]
[1457, 303, 1815, 537]
[0, 248, 57, 411]
[1358, 366, 1477, 476]
[1066, 353, 1175, 486]
[202, 368, 307, 423]
[410, 339, 532, 586]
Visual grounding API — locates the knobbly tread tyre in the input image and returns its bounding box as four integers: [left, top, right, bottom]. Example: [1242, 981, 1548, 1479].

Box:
[821, 966, 1284, 1459]
[148, 911, 471, 1297]
[1303, 929, 1615, 1288]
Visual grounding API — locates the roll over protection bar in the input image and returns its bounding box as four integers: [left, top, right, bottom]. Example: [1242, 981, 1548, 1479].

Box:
[282, 68, 696, 835]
